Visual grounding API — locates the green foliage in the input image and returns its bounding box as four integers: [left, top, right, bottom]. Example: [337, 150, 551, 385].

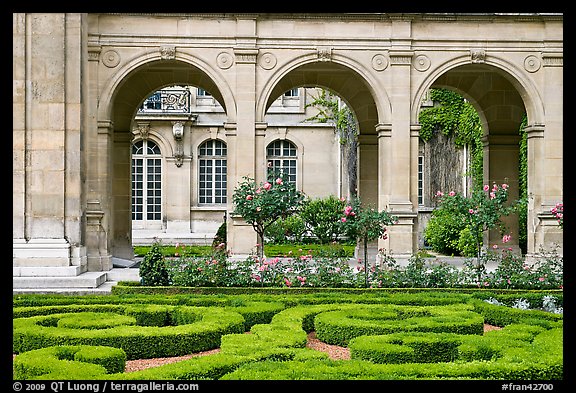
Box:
[461, 245, 564, 290]
[426, 184, 526, 258]
[133, 244, 213, 258]
[139, 241, 170, 286]
[418, 88, 484, 188]
[299, 195, 348, 244]
[13, 291, 564, 380]
[342, 197, 398, 286]
[343, 198, 397, 246]
[13, 345, 127, 379]
[304, 89, 357, 144]
[263, 243, 355, 258]
[456, 227, 482, 257]
[518, 114, 528, 252]
[232, 175, 306, 258]
[264, 215, 307, 244]
[424, 209, 467, 255]
[211, 222, 227, 249]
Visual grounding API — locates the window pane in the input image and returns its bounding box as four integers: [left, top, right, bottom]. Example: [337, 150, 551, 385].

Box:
[198, 141, 227, 205]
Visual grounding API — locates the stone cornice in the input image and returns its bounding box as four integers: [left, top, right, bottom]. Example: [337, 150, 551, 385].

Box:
[95, 13, 562, 22]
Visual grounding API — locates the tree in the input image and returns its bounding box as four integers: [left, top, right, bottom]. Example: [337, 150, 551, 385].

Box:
[341, 197, 397, 287]
[232, 174, 305, 259]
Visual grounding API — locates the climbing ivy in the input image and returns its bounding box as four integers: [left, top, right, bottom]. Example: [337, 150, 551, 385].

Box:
[419, 89, 484, 190]
[518, 114, 528, 253]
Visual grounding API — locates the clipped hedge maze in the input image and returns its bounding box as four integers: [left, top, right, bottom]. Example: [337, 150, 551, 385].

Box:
[12, 291, 563, 380]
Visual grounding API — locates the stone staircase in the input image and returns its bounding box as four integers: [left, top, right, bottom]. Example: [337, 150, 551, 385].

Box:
[13, 258, 141, 295]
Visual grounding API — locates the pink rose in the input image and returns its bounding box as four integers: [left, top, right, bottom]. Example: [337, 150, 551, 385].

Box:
[263, 182, 272, 190]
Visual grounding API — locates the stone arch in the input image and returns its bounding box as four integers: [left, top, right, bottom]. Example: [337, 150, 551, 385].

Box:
[411, 54, 544, 128]
[256, 52, 392, 136]
[96, 50, 237, 259]
[98, 49, 237, 131]
[411, 53, 547, 254]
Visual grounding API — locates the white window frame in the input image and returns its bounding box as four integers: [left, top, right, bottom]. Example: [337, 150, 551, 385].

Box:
[198, 139, 227, 205]
[131, 139, 163, 229]
[266, 139, 297, 187]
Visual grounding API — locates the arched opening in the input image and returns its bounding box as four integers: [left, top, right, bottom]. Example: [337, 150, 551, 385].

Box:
[418, 62, 529, 255]
[260, 61, 382, 208]
[107, 59, 230, 259]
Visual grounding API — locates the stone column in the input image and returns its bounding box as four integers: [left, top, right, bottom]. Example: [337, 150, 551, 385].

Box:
[255, 122, 268, 185]
[384, 44, 417, 259]
[525, 123, 562, 259]
[535, 51, 563, 257]
[13, 14, 85, 271]
[85, 200, 109, 271]
[226, 19, 259, 257]
[165, 120, 193, 235]
[357, 134, 379, 206]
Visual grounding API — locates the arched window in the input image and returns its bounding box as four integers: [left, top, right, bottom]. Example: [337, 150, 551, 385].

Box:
[131, 140, 162, 225]
[198, 140, 227, 204]
[266, 139, 297, 186]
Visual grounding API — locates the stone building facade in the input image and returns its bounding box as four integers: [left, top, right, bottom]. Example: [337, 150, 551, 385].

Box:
[130, 85, 346, 246]
[13, 13, 563, 280]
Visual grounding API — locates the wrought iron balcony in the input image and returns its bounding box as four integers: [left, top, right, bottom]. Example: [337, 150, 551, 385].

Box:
[138, 88, 192, 114]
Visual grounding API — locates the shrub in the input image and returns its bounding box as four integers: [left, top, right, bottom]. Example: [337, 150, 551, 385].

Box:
[211, 222, 227, 249]
[264, 215, 307, 244]
[424, 208, 466, 255]
[299, 196, 348, 244]
[139, 241, 170, 286]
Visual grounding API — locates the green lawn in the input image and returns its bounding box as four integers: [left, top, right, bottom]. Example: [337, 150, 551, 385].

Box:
[134, 243, 356, 258]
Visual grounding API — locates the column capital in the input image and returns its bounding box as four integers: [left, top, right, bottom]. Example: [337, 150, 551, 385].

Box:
[255, 121, 268, 137]
[410, 123, 421, 137]
[224, 122, 237, 136]
[524, 123, 545, 139]
[376, 123, 392, 138]
[481, 134, 521, 146]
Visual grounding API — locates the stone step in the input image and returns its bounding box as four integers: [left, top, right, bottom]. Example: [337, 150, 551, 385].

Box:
[13, 266, 82, 277]
[106, 268, 140, 282]
[13, 281, 117, 295]
[13, 272, 107, 289]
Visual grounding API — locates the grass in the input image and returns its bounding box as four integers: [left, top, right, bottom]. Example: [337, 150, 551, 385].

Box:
[133, 243, 356, 258]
